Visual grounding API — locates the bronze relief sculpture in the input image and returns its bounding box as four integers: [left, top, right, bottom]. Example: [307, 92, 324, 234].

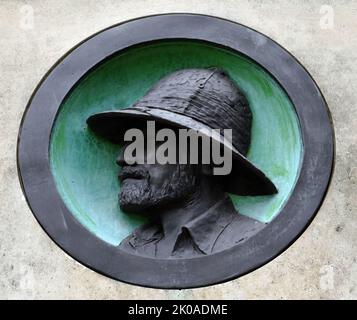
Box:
[87, 68, 277, 258]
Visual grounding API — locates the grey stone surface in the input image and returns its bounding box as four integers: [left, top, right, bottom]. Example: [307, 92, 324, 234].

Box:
[0, 0, 356, 299]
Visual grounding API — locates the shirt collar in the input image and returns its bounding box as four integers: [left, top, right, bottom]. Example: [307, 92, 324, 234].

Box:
[178, 196, 236, 254]
[129, 196, 237, 255]
[128, 221, 163, 248]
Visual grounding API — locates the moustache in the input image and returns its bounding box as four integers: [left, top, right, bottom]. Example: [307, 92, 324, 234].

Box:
[118, 166, 150, 182]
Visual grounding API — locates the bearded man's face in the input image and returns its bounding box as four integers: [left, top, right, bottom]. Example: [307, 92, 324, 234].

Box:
[116, 143, 198, 214]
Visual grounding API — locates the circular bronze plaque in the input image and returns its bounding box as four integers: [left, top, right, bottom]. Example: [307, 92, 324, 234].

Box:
[17, 14, 334, 288]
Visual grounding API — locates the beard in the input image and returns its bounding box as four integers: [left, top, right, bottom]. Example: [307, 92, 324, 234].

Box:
[119, 165, 197, 214]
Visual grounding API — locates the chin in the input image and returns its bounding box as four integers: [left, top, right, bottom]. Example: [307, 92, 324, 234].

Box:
[119, 191, 173, 215]
[119, 193, 153, 214]
[118, 180, 190, 214]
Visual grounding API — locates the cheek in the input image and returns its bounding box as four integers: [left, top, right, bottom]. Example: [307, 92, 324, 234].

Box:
[145, 165, 178, 187]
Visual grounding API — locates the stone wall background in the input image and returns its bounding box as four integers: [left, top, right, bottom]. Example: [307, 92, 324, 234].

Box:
[0, 0, 356, 299]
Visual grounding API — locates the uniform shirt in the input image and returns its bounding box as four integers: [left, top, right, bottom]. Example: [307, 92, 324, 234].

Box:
[119, 196, 265, 258]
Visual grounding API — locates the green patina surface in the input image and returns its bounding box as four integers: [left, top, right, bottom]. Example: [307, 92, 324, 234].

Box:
[50, 41, 303, 245]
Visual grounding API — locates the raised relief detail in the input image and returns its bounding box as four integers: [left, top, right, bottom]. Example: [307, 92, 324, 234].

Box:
[87, 68, 277, 259]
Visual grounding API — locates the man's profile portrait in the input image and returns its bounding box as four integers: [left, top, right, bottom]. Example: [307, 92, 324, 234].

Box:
[87, 68, 277, 259]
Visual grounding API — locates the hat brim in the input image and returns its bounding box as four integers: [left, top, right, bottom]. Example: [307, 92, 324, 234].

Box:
[86, 108, 278, 196]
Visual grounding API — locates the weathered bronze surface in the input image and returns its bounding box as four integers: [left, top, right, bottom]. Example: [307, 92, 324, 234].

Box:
[87, 68, 277, 258]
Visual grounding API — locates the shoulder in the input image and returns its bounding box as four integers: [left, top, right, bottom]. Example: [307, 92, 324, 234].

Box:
[212, 213, 266, 253]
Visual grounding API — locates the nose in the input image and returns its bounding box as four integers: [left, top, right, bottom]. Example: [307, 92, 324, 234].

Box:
[116, 147, 127, 167]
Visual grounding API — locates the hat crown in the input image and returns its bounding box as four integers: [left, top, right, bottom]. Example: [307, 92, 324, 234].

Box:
[133, 68, 252, 156]
[87, 68, 278, 195]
